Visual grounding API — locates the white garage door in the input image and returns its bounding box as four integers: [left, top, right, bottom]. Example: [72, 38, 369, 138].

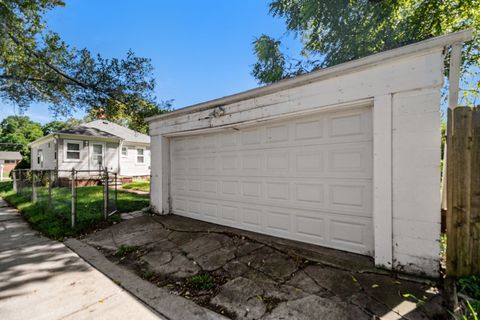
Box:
[170, 107, 374, 255]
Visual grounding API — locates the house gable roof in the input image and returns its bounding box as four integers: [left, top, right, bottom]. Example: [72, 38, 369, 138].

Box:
[56, 126, 120, 139]
[0, 151, 22, 160]
[83, 120, 150, 144]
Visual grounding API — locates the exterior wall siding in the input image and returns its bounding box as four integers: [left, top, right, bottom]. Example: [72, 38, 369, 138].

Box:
[57, 138, 120, 177]
[119, 143, 151, 177]
[31, 137, 56, 170]
[31, 137, 149, 178]
[0, 161, 19, 174]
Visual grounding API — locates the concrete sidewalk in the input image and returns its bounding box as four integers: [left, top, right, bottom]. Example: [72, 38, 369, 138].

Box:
[0, 198, 162, 320]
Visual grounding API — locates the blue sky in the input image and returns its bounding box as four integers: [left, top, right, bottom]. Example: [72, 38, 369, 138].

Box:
[0, 0, 303, 124]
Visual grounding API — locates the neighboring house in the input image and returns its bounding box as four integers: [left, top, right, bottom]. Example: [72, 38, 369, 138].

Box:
[147, 31, 471, 278]
[28, 120, 150, 179]
[0, 151, 22, 178]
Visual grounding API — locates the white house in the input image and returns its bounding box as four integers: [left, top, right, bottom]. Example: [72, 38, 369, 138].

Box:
[0, 151, 22, 180]
[147, 30, 472, 277]
[29, 120, 151, 179]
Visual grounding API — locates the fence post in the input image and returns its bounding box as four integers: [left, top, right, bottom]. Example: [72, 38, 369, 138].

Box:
[103, 167, 109, 220]
[13, 170, 17, 193]
[48, 170, 53, 210]
[446, 106, 480, 278]
[114, 172, 118, 208]
[32, 171, 37, 202]
[71, 168, 76, 229]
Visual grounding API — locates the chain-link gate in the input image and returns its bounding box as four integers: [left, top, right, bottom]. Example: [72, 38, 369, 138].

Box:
[13, 168, 119, 228]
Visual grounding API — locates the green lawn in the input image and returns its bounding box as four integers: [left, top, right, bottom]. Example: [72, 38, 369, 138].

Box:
[0, 181, 149, 240]
[122, 180, 150, 192]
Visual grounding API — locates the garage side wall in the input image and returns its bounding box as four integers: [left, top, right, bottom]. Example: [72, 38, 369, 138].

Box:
[392, 89, 441, 276]
[149, 50, 444, 277]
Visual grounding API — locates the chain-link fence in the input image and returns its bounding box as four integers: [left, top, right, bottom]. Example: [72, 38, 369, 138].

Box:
[12, 168, 119, 228]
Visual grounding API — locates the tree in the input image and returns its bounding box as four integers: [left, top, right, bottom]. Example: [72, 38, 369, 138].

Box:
[42, 118, 82, 135]
[0, 116, 43, 163]
[0, 0, 169, 132]
[252, 0, 479, 105]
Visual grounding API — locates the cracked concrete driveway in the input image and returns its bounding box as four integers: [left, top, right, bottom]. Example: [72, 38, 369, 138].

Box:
[81, 214, 447, 320]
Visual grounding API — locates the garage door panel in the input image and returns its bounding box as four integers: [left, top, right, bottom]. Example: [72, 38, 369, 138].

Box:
[241, 207, 263, 229]
[330, 219, 373, 251]
[173, 196, 373, 254]
[174, 144, 371, 179]
[173, 178, 372, 216]
[171, 107, 373, 255]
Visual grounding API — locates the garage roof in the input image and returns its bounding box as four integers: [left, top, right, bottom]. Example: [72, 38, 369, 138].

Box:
[0, 151, 22, 160]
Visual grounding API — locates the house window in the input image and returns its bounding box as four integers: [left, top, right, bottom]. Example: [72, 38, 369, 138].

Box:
[136, 148, 145, 164]
[4, 160, 16, 164]
[121, 147, 128, 157]
[37, 149, 43, 166]
[66, 142, 81, 160]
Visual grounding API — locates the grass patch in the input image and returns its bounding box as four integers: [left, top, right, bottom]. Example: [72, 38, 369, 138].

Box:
[188, 273, 216, 290]
[458, 275, 480, 318]
[122, 180, 150, 192]
[0, 183, 149, 240]
[0, 181, 13, 195]
[114, 245, 141, 258]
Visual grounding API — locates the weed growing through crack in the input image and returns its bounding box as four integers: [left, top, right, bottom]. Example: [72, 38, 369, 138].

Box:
[114, 245, 141, 258]
[141, 269, 155, 280]
[257, 295, 285, 312]
[188, 273, 216, 290]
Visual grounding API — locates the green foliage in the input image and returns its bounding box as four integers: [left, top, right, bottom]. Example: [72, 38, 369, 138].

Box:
[440, 233, 447, 261]
[457, 276, 480, 319]
[114, 245, 141, 258]
[0, 115, 43, 162]
[188, 273, 215, 290]
[1, 185, 149, 240]
[122, 180, 150, 192]
[459, 276, 480, 300]
[0, 0, 170, 132]
[42, 118, 81, 135]
[0, 180, 13, 194]
[252, 35, 287, 84]
[252, 0, 480, 104]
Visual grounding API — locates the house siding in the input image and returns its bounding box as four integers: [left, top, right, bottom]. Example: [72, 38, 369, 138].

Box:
[31, 137, 56, 170]
[119, 143, 150, 177]
[57, 138, 120, 176]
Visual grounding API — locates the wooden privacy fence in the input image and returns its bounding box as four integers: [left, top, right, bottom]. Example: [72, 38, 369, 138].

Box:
[446, 106, 480, 277]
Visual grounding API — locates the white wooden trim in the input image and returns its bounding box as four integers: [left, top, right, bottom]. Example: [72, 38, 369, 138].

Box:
[373, 94, 393, 268]
[150, 136, 170, 214]
[448, 43, 462, 110]
[162, 99, 373, 137]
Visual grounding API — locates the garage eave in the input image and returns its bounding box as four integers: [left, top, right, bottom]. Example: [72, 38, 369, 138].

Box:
[146, 29, 472, 123]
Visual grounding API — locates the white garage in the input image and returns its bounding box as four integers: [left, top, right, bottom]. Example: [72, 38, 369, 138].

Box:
[147, 30, 471, 277]
[170, 107, 373, 255]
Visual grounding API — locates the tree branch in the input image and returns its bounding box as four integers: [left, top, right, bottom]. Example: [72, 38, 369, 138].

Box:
[1, 19, 129, 107]
[0, 74, 78, 86]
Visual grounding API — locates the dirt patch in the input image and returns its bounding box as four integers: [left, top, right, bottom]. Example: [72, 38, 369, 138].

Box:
[101, 245, 237, 317]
